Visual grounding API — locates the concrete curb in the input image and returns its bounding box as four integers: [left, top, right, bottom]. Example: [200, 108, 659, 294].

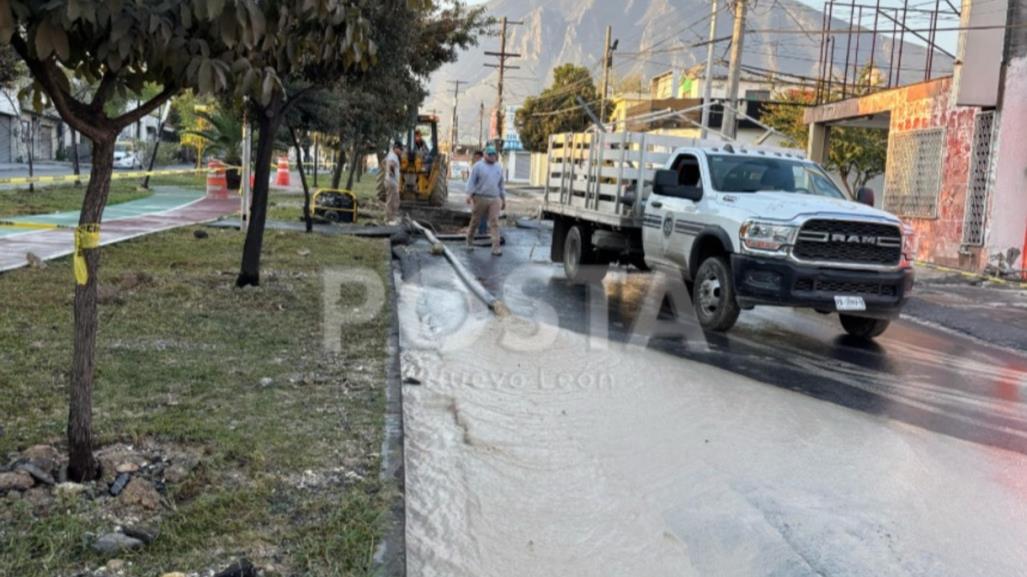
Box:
[372, 246, 407, 576]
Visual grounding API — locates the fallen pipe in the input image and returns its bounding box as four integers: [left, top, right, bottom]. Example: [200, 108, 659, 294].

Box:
[407, 219, 510, 317]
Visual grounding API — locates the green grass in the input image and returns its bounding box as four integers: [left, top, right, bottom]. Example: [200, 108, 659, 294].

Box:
[0, 172, 209, 217]
[0, 224, 392, 576]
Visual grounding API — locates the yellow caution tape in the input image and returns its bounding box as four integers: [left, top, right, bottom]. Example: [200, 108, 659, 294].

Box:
[0, 168, 209, 186]
[73, 224, 100, 285]
[0, 220, 59, 230]
[914, 260, 1027, 289]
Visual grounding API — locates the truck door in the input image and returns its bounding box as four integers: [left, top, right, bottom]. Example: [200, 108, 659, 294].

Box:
[643, 153, 704, 270]
[663, 153, 704, 269]
[642, 177, 673, 269]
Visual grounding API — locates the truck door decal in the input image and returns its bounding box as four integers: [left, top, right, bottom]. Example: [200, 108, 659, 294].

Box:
[674, 221, 703, 236]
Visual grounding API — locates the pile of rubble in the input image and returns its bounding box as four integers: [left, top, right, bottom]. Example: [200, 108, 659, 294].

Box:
[0, 442, 200, 555]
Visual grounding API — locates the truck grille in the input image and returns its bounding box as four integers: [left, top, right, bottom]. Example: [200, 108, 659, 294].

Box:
[793, 219, 902, 266]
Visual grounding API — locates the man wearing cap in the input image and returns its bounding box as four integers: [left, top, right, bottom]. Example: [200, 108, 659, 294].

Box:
[466, 145, 505, 256]
[384, 141, 403, 224]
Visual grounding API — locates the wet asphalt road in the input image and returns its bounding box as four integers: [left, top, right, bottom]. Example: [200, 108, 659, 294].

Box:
[399, 188, 1027, 459]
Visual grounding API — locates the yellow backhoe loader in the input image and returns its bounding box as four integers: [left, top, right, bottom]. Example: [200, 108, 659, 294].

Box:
[377, 114, 448, 206]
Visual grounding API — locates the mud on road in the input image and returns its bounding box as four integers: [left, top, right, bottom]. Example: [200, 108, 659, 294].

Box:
[395, 187, 1027, 577]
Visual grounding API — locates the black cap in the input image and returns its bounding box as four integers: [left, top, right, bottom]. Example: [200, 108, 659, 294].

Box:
[393, 140, 403, 149]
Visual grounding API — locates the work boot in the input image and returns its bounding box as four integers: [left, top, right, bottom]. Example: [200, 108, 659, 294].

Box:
[491, 248, 502, 256]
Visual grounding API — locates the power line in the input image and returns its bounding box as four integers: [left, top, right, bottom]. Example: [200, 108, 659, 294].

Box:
[483, 16, 522, 149]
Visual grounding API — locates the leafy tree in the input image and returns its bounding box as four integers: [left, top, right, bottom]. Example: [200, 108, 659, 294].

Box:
[316, 1, 486, 194]
[231, 0, 377, 287]
[1, 0, 265, 481]
[184, 105, 244, 165]
[0, 42, 20, 87]
[515, 64, 597, 152]
[762, 88, 887, 195]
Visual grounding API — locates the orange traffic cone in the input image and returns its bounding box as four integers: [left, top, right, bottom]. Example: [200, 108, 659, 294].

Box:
[206, 160, 228, 199]
[275, 156, 290, 186]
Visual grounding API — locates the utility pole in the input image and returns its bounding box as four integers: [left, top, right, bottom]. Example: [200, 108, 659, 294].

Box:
[484, 16, 521, 150]
[599, 26, 618, 126]
[700, 0, 719, 139]
[448, 80, 465, 154]
[722, 0, 747, 140]
[478, 102, 485, 151]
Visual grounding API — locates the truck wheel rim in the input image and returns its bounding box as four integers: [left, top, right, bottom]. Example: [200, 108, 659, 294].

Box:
[698, 274, 721, 315]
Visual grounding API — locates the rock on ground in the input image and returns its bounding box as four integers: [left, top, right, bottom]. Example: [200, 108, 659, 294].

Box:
[92, 533, 144, 555]
[16, 462, 55, 485]
[119, 477, 161, 510]
[54, 482, 88, 498]
[0, 471, 34, 492]
[20, 444, 60, 472]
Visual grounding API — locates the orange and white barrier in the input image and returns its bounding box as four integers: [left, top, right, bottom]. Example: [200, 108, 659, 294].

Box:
[206, 160, 228, 199]
[275, 156, 290, 186]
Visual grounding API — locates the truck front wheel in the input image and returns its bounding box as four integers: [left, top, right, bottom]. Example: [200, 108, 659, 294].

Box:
[692, 256, 740, 332]
[563, 225, 607, 283]
[839, 314, 890, 339]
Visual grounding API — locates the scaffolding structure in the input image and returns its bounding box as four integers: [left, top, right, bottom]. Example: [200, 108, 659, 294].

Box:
[815, 0, 961, 104]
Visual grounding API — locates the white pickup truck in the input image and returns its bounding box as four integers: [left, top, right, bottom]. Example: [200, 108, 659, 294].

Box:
[540, 131, 914, 339]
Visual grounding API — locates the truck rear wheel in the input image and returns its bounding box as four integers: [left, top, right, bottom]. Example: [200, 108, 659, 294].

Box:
[563, 225, 607, 283]
[692, 256, 740, 332]
[839, 314, 890, 339]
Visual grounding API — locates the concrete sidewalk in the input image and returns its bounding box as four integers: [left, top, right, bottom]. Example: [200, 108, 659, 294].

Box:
[0, 187, 237, 273]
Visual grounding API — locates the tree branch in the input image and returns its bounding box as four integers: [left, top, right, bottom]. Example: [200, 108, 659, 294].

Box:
[91, 71, 118, 109]
[280, 85, 317, 116]
[112, 86, 175, 129]
[9, 34, 103, 141]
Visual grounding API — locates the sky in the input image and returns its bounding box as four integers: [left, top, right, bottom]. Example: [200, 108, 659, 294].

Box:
[462, 0, 959, 53]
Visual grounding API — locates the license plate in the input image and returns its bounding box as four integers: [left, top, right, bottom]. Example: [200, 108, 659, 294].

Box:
[834, 295, 866, 311]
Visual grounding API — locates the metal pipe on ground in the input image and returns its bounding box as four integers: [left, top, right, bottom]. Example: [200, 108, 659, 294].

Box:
[407, 218, 510, 317]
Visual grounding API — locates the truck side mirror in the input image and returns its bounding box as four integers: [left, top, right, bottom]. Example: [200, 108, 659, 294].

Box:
[856, 187, 875, 207]
[653, 169, 703, 201]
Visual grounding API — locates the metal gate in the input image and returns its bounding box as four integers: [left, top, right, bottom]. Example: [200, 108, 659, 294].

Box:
[35, 124, 53, 160]
[961, 111, 996, 246]
[0, 115, 11, 162]
[883, 127, 945, 218]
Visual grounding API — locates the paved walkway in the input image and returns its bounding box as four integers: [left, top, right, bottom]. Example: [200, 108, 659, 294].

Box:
[0, 187, 237, 272]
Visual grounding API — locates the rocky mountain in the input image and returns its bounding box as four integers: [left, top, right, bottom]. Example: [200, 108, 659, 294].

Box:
[426, 0, 950, 142]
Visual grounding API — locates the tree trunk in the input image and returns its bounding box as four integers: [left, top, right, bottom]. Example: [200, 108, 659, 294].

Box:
[237, 97, 283, 287]
[289, 125, 314, 233]
[71, 128, 81, 187]
[27, 119, 35, 193]
[356, 154, 363, 183]
[331, 130, 346, 189]
[142, 125, 163, 189]
[313, 136, 319, 188]
[67, 135, 116, 483]
[345, 141, 359, 190]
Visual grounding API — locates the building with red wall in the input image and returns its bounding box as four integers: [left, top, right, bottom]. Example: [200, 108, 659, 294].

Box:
[804, 0, 1026, 276]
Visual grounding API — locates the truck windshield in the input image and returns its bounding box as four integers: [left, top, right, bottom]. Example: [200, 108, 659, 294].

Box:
[707, 154, 846, 199]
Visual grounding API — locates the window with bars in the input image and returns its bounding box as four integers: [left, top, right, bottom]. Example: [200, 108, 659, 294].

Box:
[961, 111, 996, 246]
[883, 128, 945, 218]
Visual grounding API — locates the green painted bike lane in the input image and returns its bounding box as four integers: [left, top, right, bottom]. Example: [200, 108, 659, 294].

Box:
[0, 188, 205, 237]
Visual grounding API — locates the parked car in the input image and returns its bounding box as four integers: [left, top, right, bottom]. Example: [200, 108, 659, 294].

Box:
[113, 151, 142, 169]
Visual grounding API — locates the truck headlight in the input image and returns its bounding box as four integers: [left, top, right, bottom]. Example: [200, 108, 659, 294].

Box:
[739, 220, 797, 254]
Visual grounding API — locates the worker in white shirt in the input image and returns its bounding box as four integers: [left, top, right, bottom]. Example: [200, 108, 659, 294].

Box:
[384, 141, 403, 224]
